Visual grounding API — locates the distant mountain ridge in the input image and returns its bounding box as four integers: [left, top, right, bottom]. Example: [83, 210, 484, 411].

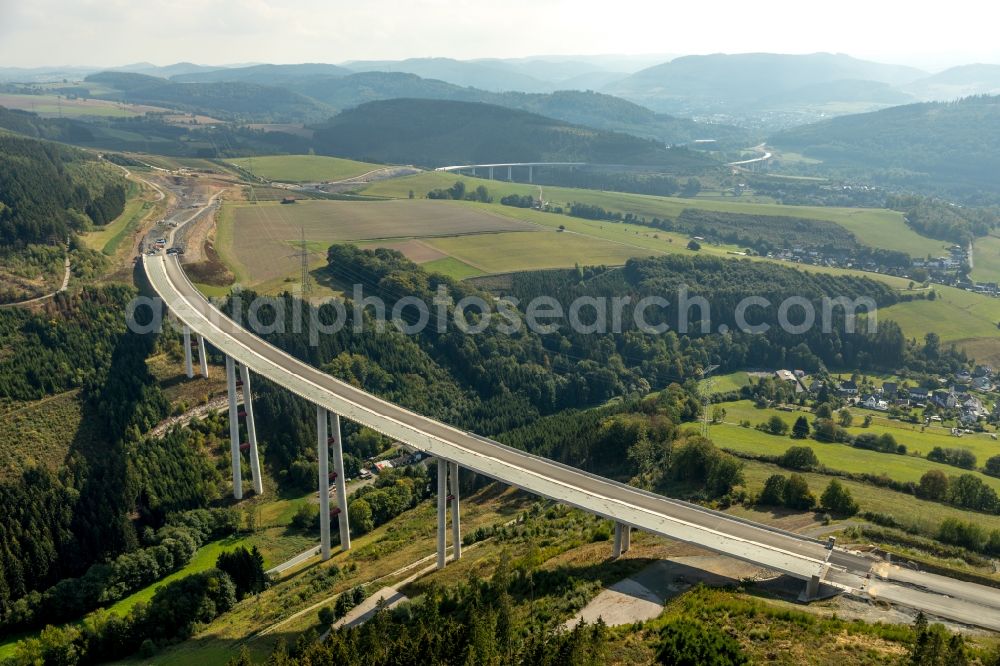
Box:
[310, 98, 718, 170]
[904, 64, 1000, 100]
[605, 52, 927, 116]
[84, 71, 333, 122]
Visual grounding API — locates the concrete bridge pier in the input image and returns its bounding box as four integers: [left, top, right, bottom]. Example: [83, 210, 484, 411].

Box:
[329, 412, 351, 551]
[488, 166, 494, 180]
[450, 462, 461, 561]
[225, 355, 243, 500]
[437, 458, 448, 569]
[183, 326, 194, 378]
[507, 165, 512, 181]
[316, 406, 332, 560]
[239, 365, 263, 495]
[612, 522, 631, 558]
[197, 334, 208, 378]
[528, 165, 533, 183]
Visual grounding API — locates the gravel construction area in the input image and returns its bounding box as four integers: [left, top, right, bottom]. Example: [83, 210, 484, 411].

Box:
[567, 555, 776, 628]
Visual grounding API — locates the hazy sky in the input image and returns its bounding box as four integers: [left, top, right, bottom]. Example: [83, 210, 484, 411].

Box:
[1, 0, 997, 71]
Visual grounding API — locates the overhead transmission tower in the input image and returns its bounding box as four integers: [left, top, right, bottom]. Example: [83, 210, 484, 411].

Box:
[246, 155, 259, 205]
[287, 227, 312, 296]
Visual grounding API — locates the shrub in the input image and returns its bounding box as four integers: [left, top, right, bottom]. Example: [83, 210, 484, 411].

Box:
[291, 504, 318, 531]
[791, 416, 810, 439]
[820, 479, 859, 516]
[984, 455, 1000, 478]
[758, 474, 787, 506]
[937, 518, 987, 552]
[656, 617, 749, 665]
[780, 446, 819, 471]
[917, 470, 949, 501]
[783, 474, 815, 510]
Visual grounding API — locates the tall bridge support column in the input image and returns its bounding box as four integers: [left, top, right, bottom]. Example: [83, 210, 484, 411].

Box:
[437, 458, 447, 570]
[225, 356, 243, 500]
[613, 522, 623, 558]
[528, 165, 533, 183]
[450, 462, 461, 561]
[507, 165, 512, 181]
[330, 412, 351, 552]
[316, 406, 332, 560]
[621, 524, 631, 553]
[488, 166, 494, 180]
[183, 326, 194, 378]
[239, 365, 263, 495]
[196, 334, 208, 378]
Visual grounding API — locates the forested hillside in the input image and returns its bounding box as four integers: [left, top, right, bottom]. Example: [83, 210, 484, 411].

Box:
[85, 71, 333, 122]
[770, 95, 1000, 203]
[886, 194, 999, 245]
[0, 287, 186, 612]
[310, 99, 717, 169]
[0, 134, 125, 245]
[281, 72, 749, 145]
[0, 130, 126, 302]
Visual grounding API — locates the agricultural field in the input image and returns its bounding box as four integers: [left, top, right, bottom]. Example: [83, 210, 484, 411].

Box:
[424, 230, 652, 274]
[973, 233, 1000, 284]
[701, 371, 751, 395]
[0, 93, 163, 118]
[229, 155, 382, 183]
[217, 199, 538, 288]
[736, 459, 1000, 537]
[713, 400, 1000, 490]
[880, 284, 1000, 342]
[359, 172, 946, 257]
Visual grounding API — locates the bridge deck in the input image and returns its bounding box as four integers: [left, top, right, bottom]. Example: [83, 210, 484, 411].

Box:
[145, 255, 847, 582]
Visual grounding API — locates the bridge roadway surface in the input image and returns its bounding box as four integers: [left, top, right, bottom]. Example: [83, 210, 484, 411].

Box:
[145, 254, 858, 584]
[143, 250, 1000, 631]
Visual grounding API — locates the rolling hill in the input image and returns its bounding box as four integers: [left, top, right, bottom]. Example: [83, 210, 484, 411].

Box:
[310, 98, 719, 169]
[605, 52, 926, 118]
[769, 94, 1000, 200]
[84, 71, 332, 122]
[341, 57, 555, 92]
[282, 72, 749, 146]
[171, 63, 352, 85]
[904, 64, 1000, 100]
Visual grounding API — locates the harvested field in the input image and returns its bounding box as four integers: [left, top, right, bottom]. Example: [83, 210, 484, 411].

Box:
[356, 239, 449, 263]
[222, 200, 536, 285]
[424, 229, 658, 273]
